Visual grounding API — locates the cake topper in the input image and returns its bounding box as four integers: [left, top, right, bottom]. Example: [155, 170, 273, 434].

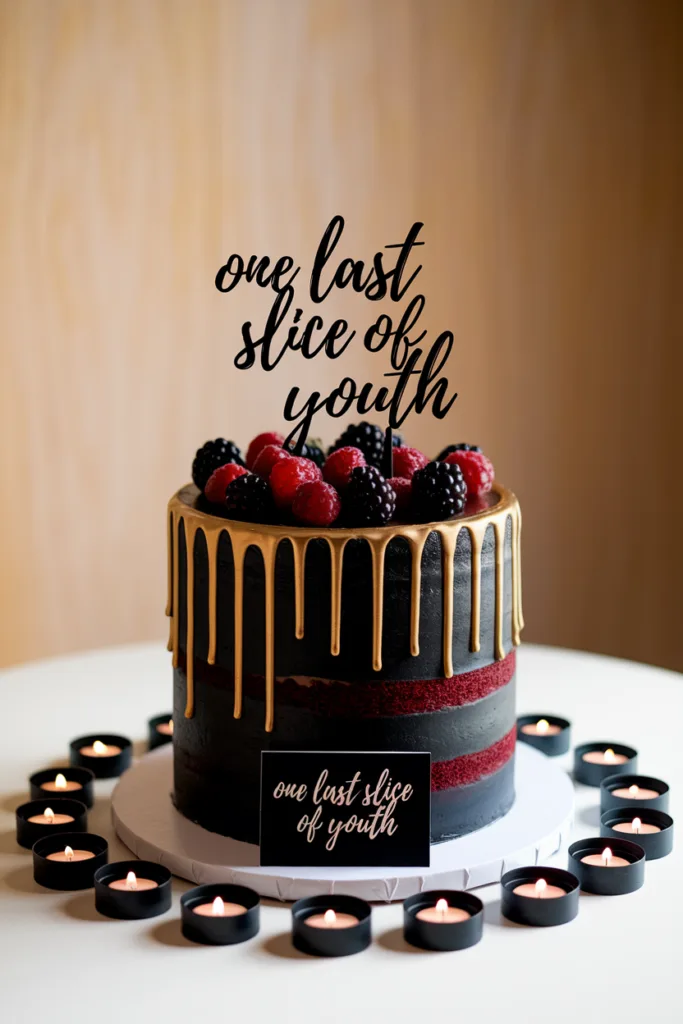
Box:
[215, 216, 457, 452]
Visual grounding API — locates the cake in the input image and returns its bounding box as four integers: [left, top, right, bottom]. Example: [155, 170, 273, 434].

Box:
[168, 426, 523, 845]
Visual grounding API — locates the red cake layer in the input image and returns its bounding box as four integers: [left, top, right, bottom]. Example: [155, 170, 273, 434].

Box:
[430, 727, 516, 791]
[253, 649, 516, 717]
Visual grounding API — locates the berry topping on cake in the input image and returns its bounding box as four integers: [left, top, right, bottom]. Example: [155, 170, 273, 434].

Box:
[204, 463, 249, 504]
[435, 442, 482, 461]
[246, 432, 285, 470]
[299, 439, 326, 469]
[391, 445, 429, 480]
[330, 422, 387, 469]
[192, 439, 245, 491]
[252, 443, 292, 479]
[270, 457, 322, 509]
[224, 473, 274, 522]
[444, 450, 495, 496]
[323, 446, 366, 490]
[343, 466, 396, 526]
[292, 481, 342, 527]
[412, 461, 467, 522]
[388, 476, 412, 514]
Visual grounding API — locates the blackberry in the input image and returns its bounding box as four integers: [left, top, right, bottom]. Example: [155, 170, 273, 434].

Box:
[224, 473, 274, 523]
[435, 443, 481, 462]
[300, 439, 326, 469]
[192, 439, 245, 491]
[412, 461, 467, 522]
[392, 432, 404, 448]
[329, 422, 386, 469]
[343, 466, 396, 526]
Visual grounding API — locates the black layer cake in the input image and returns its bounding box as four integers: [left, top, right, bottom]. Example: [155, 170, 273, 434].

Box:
[168, 426, 523, 845]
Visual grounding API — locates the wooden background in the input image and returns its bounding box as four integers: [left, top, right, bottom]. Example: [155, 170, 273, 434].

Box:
[1, 0, 682, 671]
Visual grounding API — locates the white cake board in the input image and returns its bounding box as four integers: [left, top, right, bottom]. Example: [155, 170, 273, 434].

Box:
[111, 742, 573, 902]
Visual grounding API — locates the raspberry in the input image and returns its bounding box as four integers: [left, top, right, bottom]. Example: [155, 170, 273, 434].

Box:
[412, 461, 467, 522]
[323, 446, 366, 491]
[343, 466, 396, 526]
[192, 439, 244, 491]
[391, 445, 428, 480]
[388, 476, 412, 514]
[204, 463, 249, 504]
[246, 431, 284, 470]
[444, 450, 494, 496]
[436, 442, 481, 461]
[252, 444, 292, 479]
[292, 481, 341, 526]
[225, 473, 274, 522]
[270, 456, 322, 508]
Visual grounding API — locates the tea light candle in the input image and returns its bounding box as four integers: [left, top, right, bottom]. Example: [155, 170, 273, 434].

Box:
[33, 831, 108, 890]
[568, 837, 645, 895]
[70, 733, 132, 778]
[30, 766, 95, 808]
[46, 845, 96, 863]
[16, 798, 88, 849]
[501, 868, 580, 926]
[601, 808, 674, 860]
[292, 895, 371, 956]
[181, 884, 260, 944]
[94, 861, 172, 918]
[148, 714, 175, 750]
[517, 715, 571, 756]
[600, 774, 670, 814]
[573, 742, 638, 786]
[403, 891, 484, 950]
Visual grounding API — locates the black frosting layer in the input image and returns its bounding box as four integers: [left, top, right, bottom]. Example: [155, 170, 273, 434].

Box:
[175, 515, 514, 683]
[431, 757, 516, 843]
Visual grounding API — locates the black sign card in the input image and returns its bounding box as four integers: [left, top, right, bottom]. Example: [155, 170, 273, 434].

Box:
[259, 751, 431, 867]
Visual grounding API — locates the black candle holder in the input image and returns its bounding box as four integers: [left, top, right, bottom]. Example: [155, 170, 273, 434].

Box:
[568, 837, 645, 895]
[573, 742, 638, 786]
[291, 895, 371, 957]
[181, 883, 260, 944]
[517, 715, 571, 757]
[33, 832, 108, 890]
[600, 774, 670, 814]
[600, 808, 673, 861]
[403, 890, 483, 950]
[500, 867, 580, 926]
[94, 860, 172, 918]
[148, 714, 174, 751]
[16, 798, 88, 849]
[29, 767, 95, 809]
[70, 733, 132, 778]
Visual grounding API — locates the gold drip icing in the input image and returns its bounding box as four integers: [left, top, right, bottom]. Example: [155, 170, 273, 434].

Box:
[166, 483, 523, 732]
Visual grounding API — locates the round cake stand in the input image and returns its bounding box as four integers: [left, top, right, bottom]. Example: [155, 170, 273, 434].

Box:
[111, 742, 573, 902]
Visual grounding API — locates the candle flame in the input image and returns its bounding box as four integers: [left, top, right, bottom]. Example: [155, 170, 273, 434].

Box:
[64, 846, 74, 861]
[93, 740, 108, 755]
[212, 896, 225, 916]
[168, 719, 174, 734]
[535, 878, 547, 897]
[44, 807, 54, 823]
[55, 773, 67, 790]
[604, 748, 616, 762]
[126, 871, 138, 891]
[628, 785, 639, 797]
[536, 719, 550, 734]
[435, 898, 449, 914]
[602, 847, 612, 865]
[632, 817, 642, 833]
[323, 909, 337, 925]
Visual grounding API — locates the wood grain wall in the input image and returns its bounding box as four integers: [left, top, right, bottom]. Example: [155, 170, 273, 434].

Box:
[1, 0, 682, 671]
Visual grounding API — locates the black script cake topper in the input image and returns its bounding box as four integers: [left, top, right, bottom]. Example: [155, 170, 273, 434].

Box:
[259, 751, 431, 867]
[215, 216, 457, 451]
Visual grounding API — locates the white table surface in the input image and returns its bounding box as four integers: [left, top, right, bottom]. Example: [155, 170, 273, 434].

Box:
[0, 643, 679, 1024]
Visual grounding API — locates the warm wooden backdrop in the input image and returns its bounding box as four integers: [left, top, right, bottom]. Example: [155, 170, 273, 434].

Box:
[1, 0, 682, 671]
